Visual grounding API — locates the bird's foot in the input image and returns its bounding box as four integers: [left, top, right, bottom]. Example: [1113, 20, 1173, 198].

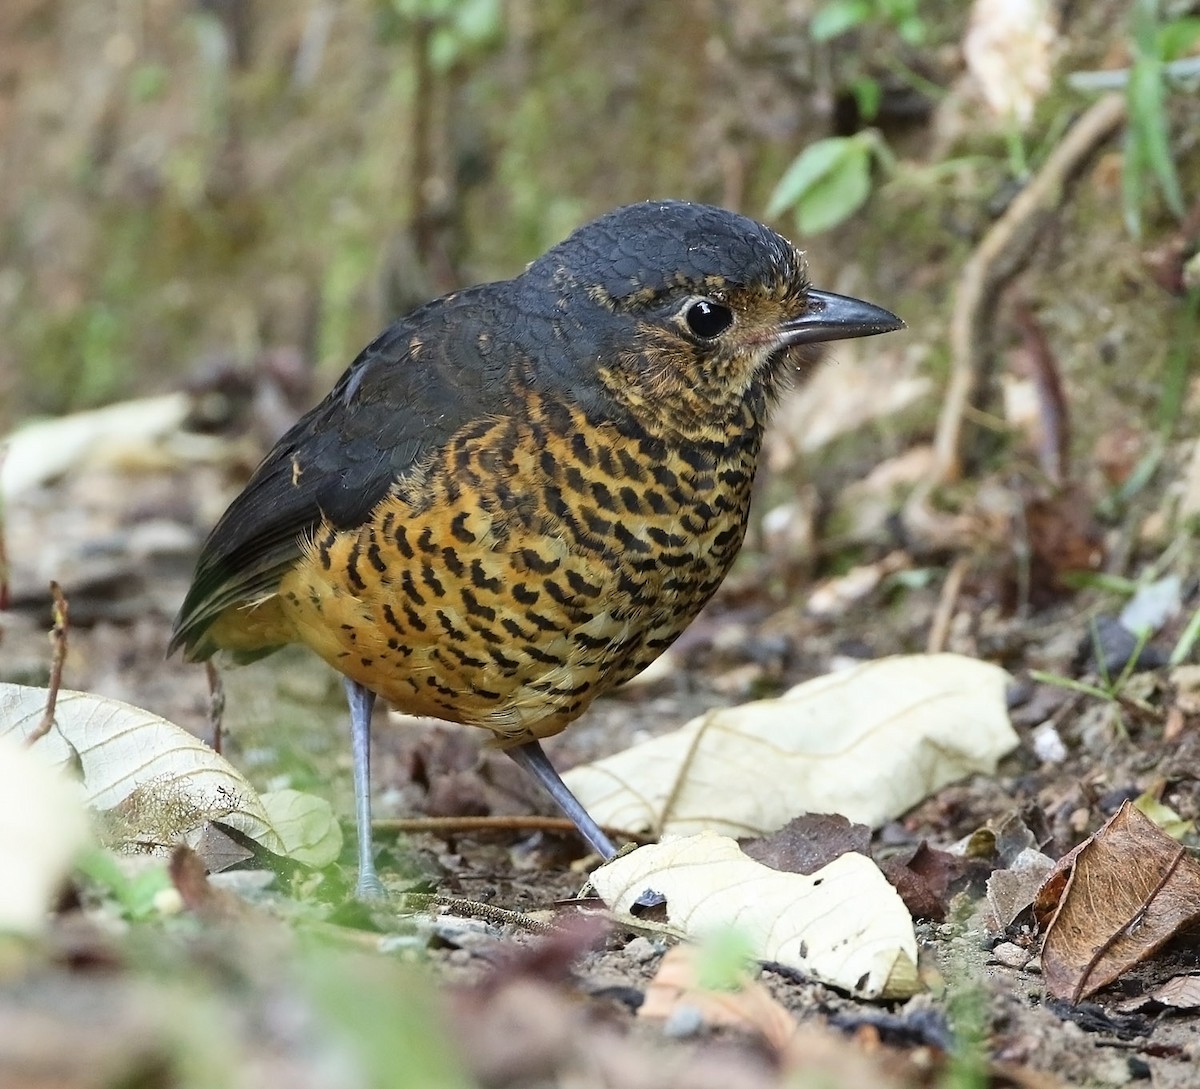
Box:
[353, 872, 389, 904]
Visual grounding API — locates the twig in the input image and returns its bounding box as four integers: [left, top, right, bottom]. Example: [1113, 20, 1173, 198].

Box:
[290, 1, 334, 90]
[28, 581, 70, 745]
[1013, 301, 1070, 486]
[404, 892, 559, 933]
[927, 555, 970, 654]
[372, 814, 653, 845]
[205, 661, 225, 754]
[932, 93, 1127, 484]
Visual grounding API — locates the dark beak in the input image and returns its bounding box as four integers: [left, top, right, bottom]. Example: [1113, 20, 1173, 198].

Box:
[779, 289, 904, 346]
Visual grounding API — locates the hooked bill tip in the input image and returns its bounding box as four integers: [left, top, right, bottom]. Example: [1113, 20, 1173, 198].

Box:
[779, 289, 904, 346]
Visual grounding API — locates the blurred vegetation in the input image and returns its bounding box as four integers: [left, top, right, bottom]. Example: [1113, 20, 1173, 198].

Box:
[0, 0, 1196, 464]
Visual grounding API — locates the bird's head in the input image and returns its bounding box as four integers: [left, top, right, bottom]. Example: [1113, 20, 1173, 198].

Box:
[529, 200, 903, 439]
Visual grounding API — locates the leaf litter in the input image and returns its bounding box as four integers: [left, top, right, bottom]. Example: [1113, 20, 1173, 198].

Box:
[6, 64, 1200, 1087]
[8, 406, 1200, 1087]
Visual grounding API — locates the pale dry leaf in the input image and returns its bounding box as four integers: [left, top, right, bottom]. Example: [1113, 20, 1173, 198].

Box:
[1118, 974, 1200, 1013]
[1120, 575, 1182, 637]
[639, 946, 798, 1051]
[0, 683, 285, 856]
[564, 654, 1015, 838]
[964, 0, 1057, 127]
[592, 833, 919, 1000]
[0, 393, 191, 501]
[805, 551, 911, 619]
[1144, 974, 1200, 1010]
[830, 444, 939, 546]
[0, 734, 91, 933]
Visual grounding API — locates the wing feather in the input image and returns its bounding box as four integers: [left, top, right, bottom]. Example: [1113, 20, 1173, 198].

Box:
[170, 288, 511, 658]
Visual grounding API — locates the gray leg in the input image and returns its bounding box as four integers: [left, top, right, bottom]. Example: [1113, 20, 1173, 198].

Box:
[344, 678, 387, 900]
[506, 739, 617, 859]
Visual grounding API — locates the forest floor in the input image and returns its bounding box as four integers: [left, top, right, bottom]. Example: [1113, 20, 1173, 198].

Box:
[4, 4, 1200, 1086]
[4, 362, 1200, 1089]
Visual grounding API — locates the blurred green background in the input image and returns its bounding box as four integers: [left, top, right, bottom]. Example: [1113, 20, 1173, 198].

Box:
[0, 0, 1195, 441]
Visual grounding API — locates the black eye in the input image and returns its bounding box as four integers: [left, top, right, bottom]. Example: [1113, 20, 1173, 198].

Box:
[684, 299, 734, 339]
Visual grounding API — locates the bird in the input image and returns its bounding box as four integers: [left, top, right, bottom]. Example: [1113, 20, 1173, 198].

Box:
[170, 199, 904, 899]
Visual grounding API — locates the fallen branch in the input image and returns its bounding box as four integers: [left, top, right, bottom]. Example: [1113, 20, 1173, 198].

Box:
[926, 555, 970, 655]
[932, 93, 1127, 483]
[373, 814, 653, 845]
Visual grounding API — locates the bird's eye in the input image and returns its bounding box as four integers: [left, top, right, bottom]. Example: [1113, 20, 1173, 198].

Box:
[684, 299, 734, 339]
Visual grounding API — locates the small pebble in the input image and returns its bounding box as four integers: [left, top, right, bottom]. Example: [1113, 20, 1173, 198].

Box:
[623, 936, 662, 963]
[152, 887, 184, 916]
[1031, 721, 1067, 764]
[990, 942, 1032, 970]
[662, 1004, 704, 1038]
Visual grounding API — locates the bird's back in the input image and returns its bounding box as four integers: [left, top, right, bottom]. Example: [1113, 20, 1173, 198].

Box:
[172, 200, 825, 741]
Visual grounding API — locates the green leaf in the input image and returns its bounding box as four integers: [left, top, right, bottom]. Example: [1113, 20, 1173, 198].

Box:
[1157, 17, 1200, 61]
[765, 137, 856, 218]
[897, 14, 926, 45]
[259, 789, 343, 867]
[302, 950, 473, 1089]
[1121, 127, 1146, 237]
[1128, 59, 1185, 218]
[696, 927, 758, 991]
[795, 140, 874, 234]
[810, 0, 871, 42]
[851, 76, 883, 122]
[75, 849, 174, 920]
[454, 0, 502, 45]
[429, 25, 461, 71]
[129, 63, 169, 103]
[1133, 790, 1195, 840]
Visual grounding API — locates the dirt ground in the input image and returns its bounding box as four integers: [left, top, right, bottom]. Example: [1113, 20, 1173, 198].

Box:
[5, 375, 1200, 1088]
[4, 3, 1200, 1086]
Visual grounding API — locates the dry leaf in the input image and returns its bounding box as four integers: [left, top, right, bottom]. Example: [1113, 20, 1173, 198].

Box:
[1176, 434, 1200, 520]
[829, 445, 939, 547]
[592, 833, 919, 1000]
[1036, 801, 1200, 1001]
[1139, 974, 1200, 1010]
[639, 946, 798, 1051]
[987, 849, 1056, 932]
[741, 813, 872, 875]
[0, 393, 191, 500]
[879, 842, 979, 922]
[564, 654, 1015, 838]
[0, 734, 90, 933]
[1, 683, 285, 856]
[805, 552, 911, 619]
[766, 345, 930, 471]
[1118, 974, 1200, 1013]
[168, 845, 254, 922]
